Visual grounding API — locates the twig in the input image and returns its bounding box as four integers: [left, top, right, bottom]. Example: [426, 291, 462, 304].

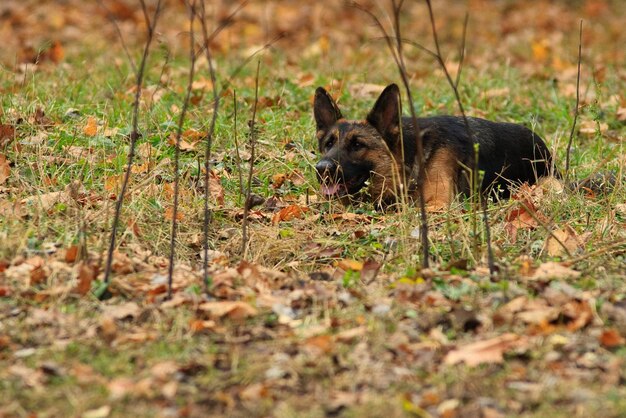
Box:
[200, 0, 222, 291]
[424, 0, 495, 275]
[167, 0, 198, 299]
[565, 20, 583, 182]
[198, 0, 221, 292]
[241, 60, 261, 259]
[101, 0, 162, 292]
[354, 1, 430, 269]
[233, 90, 244, 197]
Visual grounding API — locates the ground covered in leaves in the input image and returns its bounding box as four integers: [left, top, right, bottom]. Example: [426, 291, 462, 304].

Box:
[1, 0, 626, 417]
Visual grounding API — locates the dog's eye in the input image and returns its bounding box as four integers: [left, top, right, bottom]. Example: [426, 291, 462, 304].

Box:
[351, 139, 365, 151]
[324, 136, 336, 150]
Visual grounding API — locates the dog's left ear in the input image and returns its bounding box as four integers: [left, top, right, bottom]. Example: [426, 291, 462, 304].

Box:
[367, 84, 401, 146]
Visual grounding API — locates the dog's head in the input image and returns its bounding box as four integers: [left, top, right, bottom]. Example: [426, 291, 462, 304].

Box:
[314, 83, 405, 203]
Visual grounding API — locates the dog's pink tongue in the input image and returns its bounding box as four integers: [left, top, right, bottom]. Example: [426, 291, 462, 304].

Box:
[321, 184, 341, 196]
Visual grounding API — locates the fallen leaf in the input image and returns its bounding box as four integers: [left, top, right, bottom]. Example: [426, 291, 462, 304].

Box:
[531, 39, 549, 62]
[335, 326, 367, 343]
[164, 206, 184, 221]
[83, 117, 98, 137]
[599, 329, 625, 348]
[0, 124, 15, 147]
[83, 405, 111, 418]
[348, 83, 385, 98]
[444, 333, 525, 367]
[303, 334, 334, 355]
[74, 262, 97, 295]
[271, 204, 309, 224]
[198, 301, 257, 319]
[209, 170, 225, 206]
[102, 302, 140, 320]
[337, 259, 364, 271]
[0, 154, 10, 185]
[545, 225, 587, 257]
[531, 262, 581, 281]
[562, 300, 593, 331]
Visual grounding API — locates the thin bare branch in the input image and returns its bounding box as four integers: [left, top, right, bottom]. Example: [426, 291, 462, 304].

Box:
[198, 0, 221, 291]
[565, 20, 583, 182]
[241, 60, 261, 259]
[424, 0, 495, 275]
[233, 90, 244, 196]
[101, 0, 163, 292]
[455, 13, 469, 89]
[167, 0, 198, 299]
[354, 1, 430, 269]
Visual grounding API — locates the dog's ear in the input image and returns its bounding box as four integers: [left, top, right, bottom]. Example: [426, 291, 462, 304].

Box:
[367, 84, 401, 147]
[314, 87, 342, 139]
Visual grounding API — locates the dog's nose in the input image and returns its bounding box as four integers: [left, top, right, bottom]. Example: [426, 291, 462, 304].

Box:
[315, 159, 335, 178]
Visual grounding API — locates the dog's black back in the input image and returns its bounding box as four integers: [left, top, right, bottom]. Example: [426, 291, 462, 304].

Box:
[406, 115, 554, 198]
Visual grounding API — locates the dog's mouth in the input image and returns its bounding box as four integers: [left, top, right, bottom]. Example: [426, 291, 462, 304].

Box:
[319, 175, 369, 198]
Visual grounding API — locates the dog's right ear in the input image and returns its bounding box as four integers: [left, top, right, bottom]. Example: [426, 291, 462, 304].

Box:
[366, 84, 401, 142]
[314, 87, 342, 141]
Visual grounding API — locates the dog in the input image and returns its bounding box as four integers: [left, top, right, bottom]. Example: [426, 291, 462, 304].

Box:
[314, 83, 554, 209]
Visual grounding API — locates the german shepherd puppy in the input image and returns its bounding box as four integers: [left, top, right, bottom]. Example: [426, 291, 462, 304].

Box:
[314, 83, 554, 209]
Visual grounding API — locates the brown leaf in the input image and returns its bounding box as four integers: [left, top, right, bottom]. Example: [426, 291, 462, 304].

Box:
[74, 262, 97, 295]
[0, 124, 15, 147]
[348, 83, 385, 98]
[111, 251, 133, 274]
[26, 256, 47, 286]
[545, 226, 583, 257]
[209, 170, 225, 206]
[0, 154, 10, 185]
[102, 302, 140, 320]
[198, 301, 257, 319]
[444, 333, 525, 367]
[562, 300, 593, 331]
[98, 316, 117, 343]
[531, 262, 581, 281]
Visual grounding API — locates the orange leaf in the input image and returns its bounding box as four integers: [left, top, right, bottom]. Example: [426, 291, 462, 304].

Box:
[271, 204, 309, 225]
[83, 117, 98, 137]
[65, 245, 79, 263]
[164, 207, 184, 221]
[337, 259, 364, 271]
[104, 174, 124, 193]
[599, 329, 625, 348]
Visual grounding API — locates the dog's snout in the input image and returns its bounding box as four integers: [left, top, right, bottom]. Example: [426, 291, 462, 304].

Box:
[315, 159, 336, 177]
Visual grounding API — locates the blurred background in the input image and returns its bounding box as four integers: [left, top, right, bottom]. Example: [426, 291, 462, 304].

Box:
[1, 0, 624, 77]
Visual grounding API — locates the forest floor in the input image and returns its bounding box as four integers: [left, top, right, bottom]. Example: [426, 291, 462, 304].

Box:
[1, 0, 625, 417]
